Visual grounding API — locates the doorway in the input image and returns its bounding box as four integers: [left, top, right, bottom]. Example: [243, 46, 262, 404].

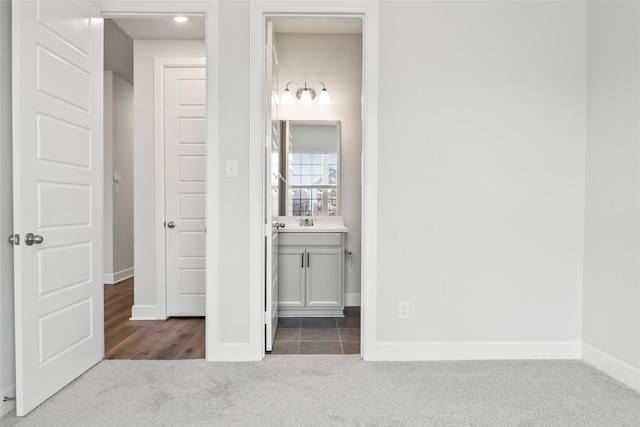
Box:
[264, 16, 364, 355]
[102, 16, 207, 359]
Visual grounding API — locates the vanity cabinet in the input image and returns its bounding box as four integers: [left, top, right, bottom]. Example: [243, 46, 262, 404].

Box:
[278, 233, 344, 317]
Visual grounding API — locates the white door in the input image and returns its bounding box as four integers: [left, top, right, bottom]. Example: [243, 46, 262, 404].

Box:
[11, 0, 103, 416]
[165, 66, 206, 316]
[265, 21, 280, 351]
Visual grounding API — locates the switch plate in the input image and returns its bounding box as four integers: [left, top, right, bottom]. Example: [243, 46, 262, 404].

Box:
[399, 301, 410, 320]
[226, 160, 238, 178]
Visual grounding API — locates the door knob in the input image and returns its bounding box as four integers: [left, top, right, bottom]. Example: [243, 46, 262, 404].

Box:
[167, 221, 176, 229]
[24, 233, 44, 246]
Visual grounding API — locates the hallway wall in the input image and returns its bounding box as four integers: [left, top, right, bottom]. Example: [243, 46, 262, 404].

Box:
[131, 40, 205, 318]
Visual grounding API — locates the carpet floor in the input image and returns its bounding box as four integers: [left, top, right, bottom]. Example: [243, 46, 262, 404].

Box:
[2, 357, 639, 426]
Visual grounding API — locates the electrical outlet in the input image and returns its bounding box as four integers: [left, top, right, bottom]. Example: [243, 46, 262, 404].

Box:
[399, 301, 410, 319]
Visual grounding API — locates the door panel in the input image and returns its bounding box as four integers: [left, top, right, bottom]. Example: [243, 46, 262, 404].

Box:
[278, 247, 306, 308]
[12, 0, 103, 416]
[306, 248, 343, 307]
[265, 21, 279, 351]
[165, 66, 206, 316]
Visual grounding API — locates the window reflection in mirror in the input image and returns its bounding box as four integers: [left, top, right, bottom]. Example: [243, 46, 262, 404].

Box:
[283, 120, 340, 216]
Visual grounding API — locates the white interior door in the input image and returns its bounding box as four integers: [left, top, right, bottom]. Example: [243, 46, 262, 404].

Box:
[165, 66, 206, 317]
[265, 21, 280, 351]
[11, 0, 103, 416]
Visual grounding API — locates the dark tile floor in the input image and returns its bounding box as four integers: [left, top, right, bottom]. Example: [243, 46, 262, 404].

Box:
[271, 307, 360, 355]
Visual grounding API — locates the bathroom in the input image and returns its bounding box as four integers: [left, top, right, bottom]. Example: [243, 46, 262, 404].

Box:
[267, 18, 363, 354]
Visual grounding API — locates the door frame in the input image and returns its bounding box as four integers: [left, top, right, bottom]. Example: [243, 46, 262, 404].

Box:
[153, 57, 207, 319]
[249, 1, 379, 360]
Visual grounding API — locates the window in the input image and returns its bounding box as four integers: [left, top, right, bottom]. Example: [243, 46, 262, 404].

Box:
[288, 153, 338, 216]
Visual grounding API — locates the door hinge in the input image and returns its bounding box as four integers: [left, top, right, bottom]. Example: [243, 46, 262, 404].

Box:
[7, 234, 20, 246]
[264, 311, 268, 324]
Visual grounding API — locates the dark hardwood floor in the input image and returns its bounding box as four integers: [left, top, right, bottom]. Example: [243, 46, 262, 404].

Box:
[104, 278, 205, 360]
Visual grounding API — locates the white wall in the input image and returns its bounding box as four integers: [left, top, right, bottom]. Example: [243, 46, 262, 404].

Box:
[583, 1, 640, 392]
[104, 71, 134, 284]
[132, 40, 205, 318]
[0, 0, 15, 416]
[375, 1, 587, 359]
[277, 33, 363, 306]
[104, 20, 134, 284]
[104, 19, 133, 84]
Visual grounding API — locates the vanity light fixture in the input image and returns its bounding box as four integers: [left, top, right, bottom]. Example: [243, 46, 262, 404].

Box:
[174, 16, 190, 23]
[281, 82, 331, 105]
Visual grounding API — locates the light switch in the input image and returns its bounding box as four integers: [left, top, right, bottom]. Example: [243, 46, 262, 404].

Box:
[226, 160, 238, 178]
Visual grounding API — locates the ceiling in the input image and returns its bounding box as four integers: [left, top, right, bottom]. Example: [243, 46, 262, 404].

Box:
[273, 18, 362, 34]
[110, 16, 361, 41]
[112, 16, 205, 40]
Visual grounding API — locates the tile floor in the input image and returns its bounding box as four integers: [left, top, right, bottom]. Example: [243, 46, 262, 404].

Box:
[271, 307, 360, 355]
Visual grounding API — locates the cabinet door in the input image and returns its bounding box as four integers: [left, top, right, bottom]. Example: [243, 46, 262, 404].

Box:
[306, 248, 343, 307]
[278, 247, 306, 308]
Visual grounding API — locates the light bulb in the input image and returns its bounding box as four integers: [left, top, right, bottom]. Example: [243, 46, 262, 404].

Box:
[300, 90, 313, 104]
[281, 89, 293, 105]
[318, 88, 330, 105]
[174, 16, 190, 23]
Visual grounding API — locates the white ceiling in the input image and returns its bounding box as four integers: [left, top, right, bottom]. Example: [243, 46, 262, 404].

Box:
[110, 16, 361, 41]
[273, 18, 362, 35]
[112, 17, 205, 40]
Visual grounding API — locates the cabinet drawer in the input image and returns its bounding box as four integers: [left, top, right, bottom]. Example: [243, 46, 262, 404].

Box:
[279, 232, 343, 247]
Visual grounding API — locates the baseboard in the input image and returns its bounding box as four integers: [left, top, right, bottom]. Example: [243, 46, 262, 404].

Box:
[130, 304, 160, 320]
[103, 267, 134, 285]
[207, 343, 261, 361]
[1, 384, 16, 417]
[373, 341, 581, 361]
[344, 293, 361, 307]
[582, 342, 640, 393]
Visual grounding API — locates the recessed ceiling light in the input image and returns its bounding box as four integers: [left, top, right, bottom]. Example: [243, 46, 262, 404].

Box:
[174, 16, 190, 23]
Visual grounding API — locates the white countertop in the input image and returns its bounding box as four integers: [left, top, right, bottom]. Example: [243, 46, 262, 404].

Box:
[278, 225, 348, 233]
[276, 216, 348, 233]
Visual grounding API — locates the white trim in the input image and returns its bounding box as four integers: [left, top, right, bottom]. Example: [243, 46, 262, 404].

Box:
[103, 267, 134, 284]
[374, 341, 581, 361]
[130, 304, 159, 320]
[153, 56, 206, 321]
[250, 0, 379, 362]
[1, 385, 16, 417]
[344, 292, 361, 307]
[582, 342, 640, 393]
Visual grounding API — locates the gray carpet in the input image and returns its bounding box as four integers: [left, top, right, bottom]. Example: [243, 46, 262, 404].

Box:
[2, 357, 639, 426]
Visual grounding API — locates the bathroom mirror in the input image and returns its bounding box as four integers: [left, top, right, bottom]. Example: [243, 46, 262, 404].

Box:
[281, 120, 340, 216]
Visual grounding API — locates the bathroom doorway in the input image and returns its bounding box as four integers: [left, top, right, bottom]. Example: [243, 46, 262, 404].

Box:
[264, 16, 364, 355]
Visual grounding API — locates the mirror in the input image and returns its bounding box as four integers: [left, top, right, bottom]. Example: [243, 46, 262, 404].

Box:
[280, 120, 340, 216]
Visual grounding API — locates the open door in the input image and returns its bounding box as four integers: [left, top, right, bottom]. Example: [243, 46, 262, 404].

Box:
[11, 0, 104, 415]
[265, 21, 280, 351]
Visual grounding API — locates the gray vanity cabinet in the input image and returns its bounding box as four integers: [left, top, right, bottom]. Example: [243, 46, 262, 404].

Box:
[278, 233, 345, 317]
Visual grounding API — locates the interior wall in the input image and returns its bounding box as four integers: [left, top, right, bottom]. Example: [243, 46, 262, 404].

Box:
[0, 0, 15, 417]
[375, 1, 587, 359]
[104, 20, 133, 84]
[132, 40, 205, 318]
[583, 1, 640, 392]
[103, 20, 134, 284]
[104, 71, 134, 284]
[276, 32, 363, 305]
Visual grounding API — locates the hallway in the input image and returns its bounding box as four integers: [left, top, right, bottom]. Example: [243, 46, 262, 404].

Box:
[104, 278, 205, 360]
